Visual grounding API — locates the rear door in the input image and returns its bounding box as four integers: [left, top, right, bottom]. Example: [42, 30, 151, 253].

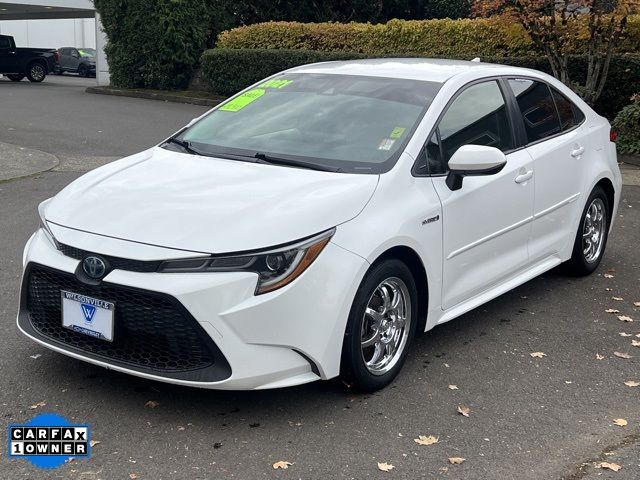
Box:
[0, 36, 19, 72]
[506, 79, 586, 262]
[421, 79, 535, 310]
[69, 48, 81, 71]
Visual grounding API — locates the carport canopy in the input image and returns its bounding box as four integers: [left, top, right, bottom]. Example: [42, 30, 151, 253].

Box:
[0, 1, 94, 20]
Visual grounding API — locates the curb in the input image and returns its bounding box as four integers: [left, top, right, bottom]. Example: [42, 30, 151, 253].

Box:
[620, 155, 640, 167]
[0, 143, 60, 183]
[85, 86, 223, 107]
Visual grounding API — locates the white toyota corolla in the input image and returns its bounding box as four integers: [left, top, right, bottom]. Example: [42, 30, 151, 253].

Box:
[19, 59, 621, 391]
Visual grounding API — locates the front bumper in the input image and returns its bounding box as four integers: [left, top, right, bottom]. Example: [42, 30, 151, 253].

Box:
[18, 229, 368, 390]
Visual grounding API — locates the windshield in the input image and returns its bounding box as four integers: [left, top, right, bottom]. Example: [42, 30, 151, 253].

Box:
[175, 73, 441, 173]
[78, 48, 96, 58]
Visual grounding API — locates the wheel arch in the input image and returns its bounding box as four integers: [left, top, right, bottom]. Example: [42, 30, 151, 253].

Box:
[594, 177, 615, 223]
[369, 245, 429, 336]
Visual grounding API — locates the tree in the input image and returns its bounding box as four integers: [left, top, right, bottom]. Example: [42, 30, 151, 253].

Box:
[472, 0, 639, 105]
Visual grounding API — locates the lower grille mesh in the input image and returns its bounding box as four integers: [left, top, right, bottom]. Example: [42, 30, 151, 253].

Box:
[25, 265, 221, 374]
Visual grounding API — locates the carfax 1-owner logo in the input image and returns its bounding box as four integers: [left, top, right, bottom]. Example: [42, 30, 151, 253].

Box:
[7, 413, 91, 469]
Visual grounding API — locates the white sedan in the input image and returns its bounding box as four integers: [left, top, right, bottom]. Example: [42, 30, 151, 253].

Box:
[19, 59, 621, 391]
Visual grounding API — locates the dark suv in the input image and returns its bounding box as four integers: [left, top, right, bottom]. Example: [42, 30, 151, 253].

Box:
[56, 47, 96, 77]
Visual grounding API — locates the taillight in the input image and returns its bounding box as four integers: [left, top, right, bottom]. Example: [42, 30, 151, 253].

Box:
[53, 51, 60, 62]
[610, 129, 618, 142]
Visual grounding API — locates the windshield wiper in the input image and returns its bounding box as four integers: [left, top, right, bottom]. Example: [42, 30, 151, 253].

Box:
[164, 137, 202, 156]
[254, 152, 340, 172]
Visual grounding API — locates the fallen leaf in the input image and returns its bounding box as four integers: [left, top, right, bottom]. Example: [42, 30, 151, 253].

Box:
[29, 401, 46, 410]
[624, 380, 640, 387]
[129, 475, 139, 480]
[273, 461, 293, 470]
[613, 418, 628, 427]
[457, 405, 470, 417]
[618, 315, 634, 322]
[177, 426, 185, 431]
[530, 352, 547, 358]
[596, 353, 605, 360]
[448, 385, 458, 390]
[637, 333, 640, 338]
[596, 462, 621, 472]
[145, 400, 160, 409]
[614, 351, 632, 359]
[604, 273, 614, 278]
[606, 288, 612, 291]
[612, 297, 624, 301]
[619, 332, 632, 337]
[30, 354, 41, 359]
[634, 301, 640, 307]
[606, 309, 620, 313]
[448, 457, 466, 465]
[90, 440, 100, 447]
[632, 340, 640, 347]
[439, 466, 449, 472]
[414, 435, 439, 446]
[377, 462, 394, 472]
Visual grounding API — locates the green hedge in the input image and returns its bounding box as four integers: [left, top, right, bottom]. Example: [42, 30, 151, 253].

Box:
[217, 18, 640, 57]
[612, 94, 640, 155]
[201, 48, 366, 96]
[201, 48, 640, 119]
[94, 0, 211, 89]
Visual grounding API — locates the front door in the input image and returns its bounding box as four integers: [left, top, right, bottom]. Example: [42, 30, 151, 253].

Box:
[0, 36, 18, 73]
[425, 80, 535, 310]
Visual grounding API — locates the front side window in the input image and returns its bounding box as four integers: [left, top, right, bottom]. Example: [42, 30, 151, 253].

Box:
[0, 37, 11, 49]
[509, 79, 561, 143]
[420, 80, 514, 175]
[175, 73, 441, 174]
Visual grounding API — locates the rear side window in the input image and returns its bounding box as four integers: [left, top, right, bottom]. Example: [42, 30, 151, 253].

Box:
[0, 37, 11, 49]
[421, 80, 514, 175]
[551, 87, 585, 130]
[509, 79, 561, 143]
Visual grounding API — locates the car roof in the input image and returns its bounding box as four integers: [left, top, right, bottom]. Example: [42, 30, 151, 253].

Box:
[287, 58, 529, 83]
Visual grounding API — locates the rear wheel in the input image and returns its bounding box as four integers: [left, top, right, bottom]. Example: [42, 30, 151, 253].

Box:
[7, 74, 24, 82]
[78, 64, 87, 77]
[26, 62, 46, 82]
[566, 186, 610, 275]
[341, 259, 418, 392]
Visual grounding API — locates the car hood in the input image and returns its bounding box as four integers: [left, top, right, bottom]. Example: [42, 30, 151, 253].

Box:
[46, 147, 379, 254]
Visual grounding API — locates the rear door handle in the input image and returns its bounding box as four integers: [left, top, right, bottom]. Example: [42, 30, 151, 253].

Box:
[515, 170, 533, 184]
[571, 146, 585, 158]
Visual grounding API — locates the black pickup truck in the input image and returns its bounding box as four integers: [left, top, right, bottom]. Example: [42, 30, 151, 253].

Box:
[0, 34, 58, 83]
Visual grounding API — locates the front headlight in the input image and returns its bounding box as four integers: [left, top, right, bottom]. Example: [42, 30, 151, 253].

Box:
[38, 198, 60, 248]
[158, 228, 335, 295]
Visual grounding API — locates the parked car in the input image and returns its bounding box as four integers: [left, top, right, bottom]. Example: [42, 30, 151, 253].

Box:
[19, 59, 621, 392]
[0, 34, 58, 83]
[55, 47, 96, 77]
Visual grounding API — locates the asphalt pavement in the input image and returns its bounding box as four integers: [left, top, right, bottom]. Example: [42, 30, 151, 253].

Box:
[0, 74, 639, 480]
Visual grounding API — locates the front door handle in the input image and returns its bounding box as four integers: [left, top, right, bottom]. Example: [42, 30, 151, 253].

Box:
[515, 170, 533, 184]
[571, 146, 585, 158]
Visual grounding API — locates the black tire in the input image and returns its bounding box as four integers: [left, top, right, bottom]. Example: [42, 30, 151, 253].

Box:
[7, 74, 25, 82]
[26, 62, 46, 82]
[78, 64, 87, 77]
[341, 258, 419, 392]
[565, 186, 610, 275]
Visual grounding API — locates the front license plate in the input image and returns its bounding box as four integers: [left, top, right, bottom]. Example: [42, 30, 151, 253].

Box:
[61, 291, 115, 342]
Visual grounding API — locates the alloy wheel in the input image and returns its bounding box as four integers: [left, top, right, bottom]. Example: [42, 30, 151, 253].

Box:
[582, 197, 607, 263]
[360, 277, 411, 375]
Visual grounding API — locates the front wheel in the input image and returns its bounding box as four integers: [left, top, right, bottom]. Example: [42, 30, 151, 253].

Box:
[566, 186, 610, 275]
[7, 74, 25, 82]
[78, 64, 87, 77]
[341, 259, 418, 392]
[26, 62, 46, 82]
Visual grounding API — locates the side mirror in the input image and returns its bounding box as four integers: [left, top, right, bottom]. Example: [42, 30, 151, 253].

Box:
[445, 145, 507, 191]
